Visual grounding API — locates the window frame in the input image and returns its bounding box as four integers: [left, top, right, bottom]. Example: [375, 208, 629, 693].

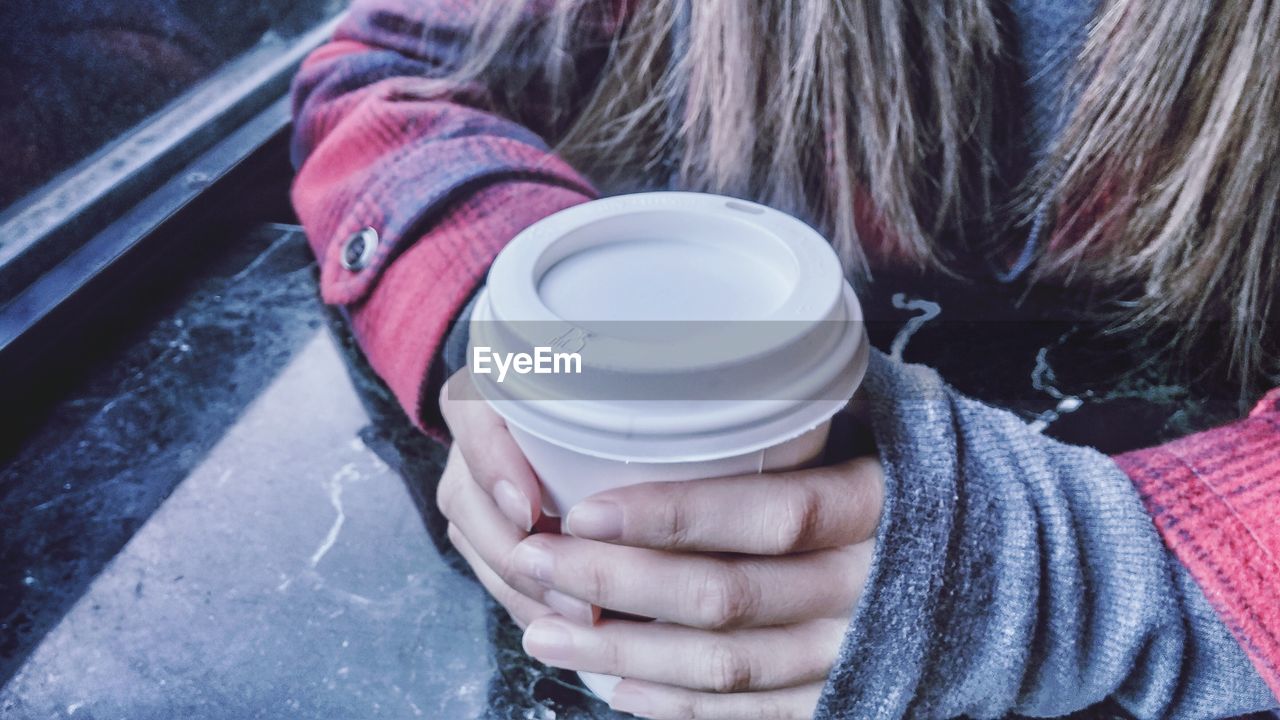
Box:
[0, 13, 343, 376]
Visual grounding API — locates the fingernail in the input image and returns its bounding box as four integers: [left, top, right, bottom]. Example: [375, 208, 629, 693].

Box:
[494, 479, 533, 531]
[544, 589, 598, 625]
[566, 500, 622, 540]
[512, 540, 555, 584]
[610, 683, 657, 717]
[522, 618, 577, 664]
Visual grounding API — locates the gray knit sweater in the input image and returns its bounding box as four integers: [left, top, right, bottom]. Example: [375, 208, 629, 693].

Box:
[811, 350, 1274, 718]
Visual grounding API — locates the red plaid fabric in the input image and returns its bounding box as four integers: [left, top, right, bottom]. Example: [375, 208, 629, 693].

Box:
[1116, 389, 1280, 699]
[290, 0, 601, 434]
[290, 0, 1280, 697]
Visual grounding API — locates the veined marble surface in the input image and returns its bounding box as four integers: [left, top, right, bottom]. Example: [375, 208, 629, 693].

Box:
[0, 226, 620, 719]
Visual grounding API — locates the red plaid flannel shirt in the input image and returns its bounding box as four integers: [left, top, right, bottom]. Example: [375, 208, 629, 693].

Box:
[290, 0, 1280, 699]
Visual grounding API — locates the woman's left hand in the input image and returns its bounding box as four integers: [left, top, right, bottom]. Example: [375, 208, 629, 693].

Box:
[514, 457, 885, 720]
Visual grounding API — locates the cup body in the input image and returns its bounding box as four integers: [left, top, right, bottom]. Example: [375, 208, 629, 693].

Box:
[464, 192, 868, 703]
[508, 417, 833, 516]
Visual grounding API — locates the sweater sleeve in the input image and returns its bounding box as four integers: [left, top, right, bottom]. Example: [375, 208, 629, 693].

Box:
[290, 0, 606, 438]
[1114, 387, 1280, 702]
[814, 350, 1277, 719]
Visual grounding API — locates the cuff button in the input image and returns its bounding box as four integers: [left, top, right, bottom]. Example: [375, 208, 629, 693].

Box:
[340, 226, 379, 271]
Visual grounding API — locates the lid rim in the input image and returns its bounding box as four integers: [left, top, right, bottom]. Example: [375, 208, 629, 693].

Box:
[470, 191, 868, 460]
[483, 336, 869, 464]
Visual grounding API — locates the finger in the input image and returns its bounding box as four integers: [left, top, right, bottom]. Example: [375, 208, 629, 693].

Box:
[440, 369, 541, 530]
[448, 523, 552, 629]
[522, 617, 845, 692]
[609, 679, 824, 720]
[438, 448, 599, 626]
[512, 534, 873, 629]
[564, 457, 884, 554]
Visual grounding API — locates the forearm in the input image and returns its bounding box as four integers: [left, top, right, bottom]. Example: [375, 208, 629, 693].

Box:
[815, 350, 1276, 719]
[290, 0, 599, 435]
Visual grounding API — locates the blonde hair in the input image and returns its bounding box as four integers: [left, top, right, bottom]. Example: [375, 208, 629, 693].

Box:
[446, 0, 1279, 392]
[1039, 0, 1280, 394]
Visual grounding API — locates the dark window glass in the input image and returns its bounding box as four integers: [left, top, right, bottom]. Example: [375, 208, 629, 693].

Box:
[0, 0, 345, 212]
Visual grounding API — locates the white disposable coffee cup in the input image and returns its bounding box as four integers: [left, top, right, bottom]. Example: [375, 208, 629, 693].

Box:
[466, 191, 867, 702]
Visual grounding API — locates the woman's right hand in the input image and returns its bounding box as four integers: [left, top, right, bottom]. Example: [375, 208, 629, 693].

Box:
[437, 368, 599, 627]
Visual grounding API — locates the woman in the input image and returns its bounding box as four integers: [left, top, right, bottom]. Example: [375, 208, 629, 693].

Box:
[290, 1, 1280, 717]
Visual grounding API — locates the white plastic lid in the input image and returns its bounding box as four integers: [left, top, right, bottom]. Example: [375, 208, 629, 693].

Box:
[469, 192, 868, 462]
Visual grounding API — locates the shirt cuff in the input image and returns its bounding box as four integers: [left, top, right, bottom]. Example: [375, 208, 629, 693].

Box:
[1114, 389, 1280, 701]
[343, 180, 591, 441]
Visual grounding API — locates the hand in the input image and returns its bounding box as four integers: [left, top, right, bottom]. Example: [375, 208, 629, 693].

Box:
[515, 457, 885, 720]
[437, 369, 599, 627]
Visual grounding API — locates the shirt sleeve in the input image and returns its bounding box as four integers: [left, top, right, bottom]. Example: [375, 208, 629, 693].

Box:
[815, 351, 1276, 719]
[289, 0, 606, 439]
[1114, 387, 1280, 701]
